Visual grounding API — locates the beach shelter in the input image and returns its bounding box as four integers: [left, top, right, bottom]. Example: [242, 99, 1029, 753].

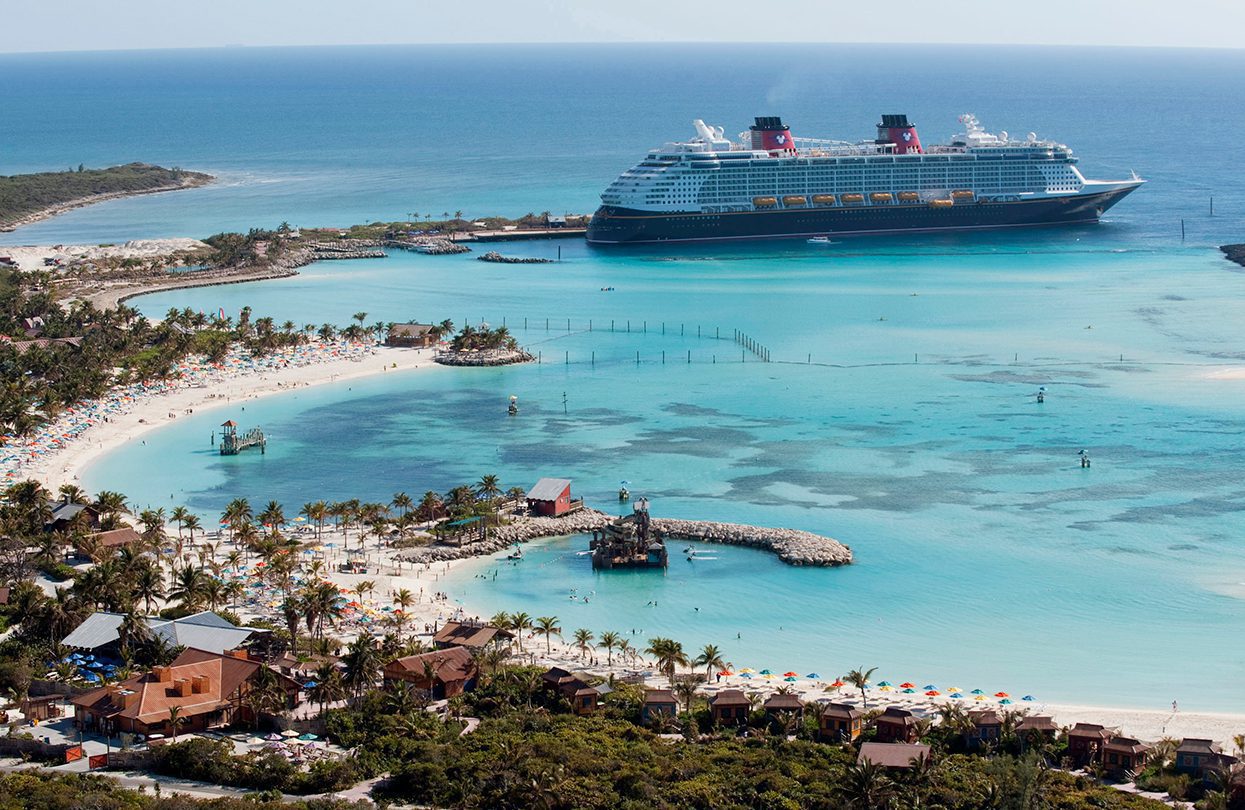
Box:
[784, 676, 797, 682]
[950, 693, 964, 698]
[903, 688, 916, 694]
[970, 689, 984, 695]
[974, 695, 987, 701]
[923, 684, 937, 691]
[759, 669, 772, 675]
[877, 681, 892, 687]
[899, 682, 915, 688]
[739, 672, 753, 679]
[718, 670, 734, 677]
[925, 690, 940, 696]
[1000, 698, 1013, 704]
[740, 668, 756, 674]
[830, 679, 845, 688]
[783, 672, 799, 678]
[1022, 695, 1035, 701]
[805, 673, 820, 679]
[994, 692, 1009, 698]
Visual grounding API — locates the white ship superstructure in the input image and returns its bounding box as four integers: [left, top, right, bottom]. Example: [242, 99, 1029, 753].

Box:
[587, 114, 1143, 244]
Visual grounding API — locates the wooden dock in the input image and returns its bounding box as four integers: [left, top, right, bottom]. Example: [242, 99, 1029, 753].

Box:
[219, 420, 265, 455]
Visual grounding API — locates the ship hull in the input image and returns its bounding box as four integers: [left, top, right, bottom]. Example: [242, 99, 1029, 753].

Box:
[586, 186, 1140, 245]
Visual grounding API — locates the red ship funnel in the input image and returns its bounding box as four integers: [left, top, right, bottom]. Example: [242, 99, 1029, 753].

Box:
[750, 116, 797, 155]
[878, 114, 922, 154]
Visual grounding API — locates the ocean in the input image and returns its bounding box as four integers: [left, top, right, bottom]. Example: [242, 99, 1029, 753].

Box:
[4, 43, 1245, 710]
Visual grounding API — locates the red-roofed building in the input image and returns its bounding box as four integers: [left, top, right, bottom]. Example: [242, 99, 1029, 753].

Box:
[70, 648, 300, 737]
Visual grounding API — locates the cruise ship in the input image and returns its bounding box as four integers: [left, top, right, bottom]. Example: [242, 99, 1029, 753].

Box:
[585, 114, 1142, 244]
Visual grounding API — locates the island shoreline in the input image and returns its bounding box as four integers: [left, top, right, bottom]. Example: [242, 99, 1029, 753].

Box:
[0, 175, 214, 233]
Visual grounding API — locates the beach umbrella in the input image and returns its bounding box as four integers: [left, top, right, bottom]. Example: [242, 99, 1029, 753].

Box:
[974, 695, 987, 701]
[718, 670, 733, 677]
[923, 684, 937, 691]
[1022, 695, 1035, 701]
[763, 673, 775, 679]
[738, 668, 755, 674]
[925, 690, 940, 696]
[281, 729, 300, 738]
[899, 682, 915, 688]
[783, 671, 799, 678]
[878, 685, 893, 692]
[902, 688, 916, 694]
[994, 692, 1009, 698]
[303, 681, 318, 689]
[805, 673, 820, 679]
[759, 669, 772, 675]
[830, 679, 845, 688]
[947, 686, 963, 693]
[950, 693, 964, 699]
[970, 689, 984, 695]
[877, 680, 892, 687]
[298, 733, 318, 741]
[739, 672, 753, 679]
[785, 676, 798, 682]
[1000, 698, 1013, 705]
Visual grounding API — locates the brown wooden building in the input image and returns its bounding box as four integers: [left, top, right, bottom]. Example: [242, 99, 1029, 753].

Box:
[819, 702, 863, 742]
[642, 689, 678, 724]
[432, 620, 513, 651]
[708, 689, 751, 725]
[385, 323, 438, 348]
[540, 667, 604, 715]
[71, 648, 300, 737]
[762, 692, 804, 720]
[875, 706, 920, 743]
[1103, 737, 1151, 776]
[858, 742, 931, 770]
[966, 709, 1003, 745]
[383, 647, 478, 699]
[1067, 722, 1113, 766]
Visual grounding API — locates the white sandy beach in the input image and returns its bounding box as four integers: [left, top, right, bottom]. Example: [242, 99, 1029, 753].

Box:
[9, 340, 434, 492]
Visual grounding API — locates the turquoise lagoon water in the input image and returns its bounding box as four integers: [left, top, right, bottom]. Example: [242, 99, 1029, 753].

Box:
[84, 236, 1245, 710]
[6, 43, 1245, 710]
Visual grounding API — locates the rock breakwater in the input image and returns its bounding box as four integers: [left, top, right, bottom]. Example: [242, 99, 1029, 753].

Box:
[477, 251, 553, 264]
[396, 508, 852, 567]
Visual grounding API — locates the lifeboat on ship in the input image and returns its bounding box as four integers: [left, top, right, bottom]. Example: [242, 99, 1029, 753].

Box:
[752, 196, 778, 208]
[841, 193, 865, 204]
[929, 199, 954, 208]
[812, 194, 836, 205]
[952, 189, 975, 200]
[782, 195, 807, 207]
[870, 192, 894, 203]
[898, 191, 920, 202]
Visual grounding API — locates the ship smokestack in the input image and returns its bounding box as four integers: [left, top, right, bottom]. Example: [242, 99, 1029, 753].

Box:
[750, 116, 797, 155]
[877, 114, 922, 154]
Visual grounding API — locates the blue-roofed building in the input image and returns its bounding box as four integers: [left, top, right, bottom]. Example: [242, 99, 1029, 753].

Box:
[62, 611, 258, 657]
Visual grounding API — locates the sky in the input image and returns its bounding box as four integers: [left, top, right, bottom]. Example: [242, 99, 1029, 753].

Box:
[1, 0, 1241, 53]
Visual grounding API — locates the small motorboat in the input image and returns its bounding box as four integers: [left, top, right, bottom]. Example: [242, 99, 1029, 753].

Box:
[807, 236, 835, 244]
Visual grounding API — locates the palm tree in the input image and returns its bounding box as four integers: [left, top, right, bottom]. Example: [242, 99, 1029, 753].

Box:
[846, 666, 877, 708]
[342, 635, 381, 697]
[838, 759, 895, 809]
[673, 675, 703, 714]
[693, 644, 725, 680]
[490, 611, 511, 631]
[572, 628, 594, 661]
[391, 492, 413, 519]
[535, 616, 561, 655]
[169, 505, 190, 540]
[392, 588, 414, 612]
[510, 612, 532, 653]
[133, 565, 165, 614]
[476, 474, 502, 503]
[354, 580, 375, 603]
[168, 565, 207, 610]
[167, 705, 187, 742]
[645, 637, 689, 686]
[598, 631, 621, 667]
[307, 663, 346, 717]
[182, 514, 202, 545]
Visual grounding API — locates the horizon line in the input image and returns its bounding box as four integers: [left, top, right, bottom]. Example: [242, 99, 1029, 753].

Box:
[2, 40, 1244, 57]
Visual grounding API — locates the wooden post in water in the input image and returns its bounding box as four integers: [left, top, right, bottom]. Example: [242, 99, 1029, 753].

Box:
[567, 318, 570, 332]
[565, 351, 568, 365]
[591, 351, 595, 366]
[1181, 219, 1185, 240]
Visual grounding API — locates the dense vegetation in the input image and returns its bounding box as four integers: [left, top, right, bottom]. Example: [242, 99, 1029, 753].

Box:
[298, 210, 590, 242]
[0, 163, 211, 228]
[0, 771, 365, 809]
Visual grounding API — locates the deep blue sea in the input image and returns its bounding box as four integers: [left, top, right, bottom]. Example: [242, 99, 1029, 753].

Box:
[4, 44, 1245, 710]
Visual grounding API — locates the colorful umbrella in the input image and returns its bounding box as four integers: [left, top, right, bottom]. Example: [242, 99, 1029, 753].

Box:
[784, 676, 798, 682]
[783, 671, 799, 678]
[925, 690, 940, 696]
[950, 693, 964, 698]
[970, 689, 984, 695]
[830, 680, 845, 688]
[923, 684, 938, 691]
[806, 673, 821, 679]
[1022, 695, 1035, 701]
[899, 682, 915, 688]
[759, 669, 773, 675]
[1000, 698, 1013, 704]
[718, 670, 734, 677]
[740, 668, 756, 674]
[995, 692, 1009, 698]
[877, 680, 893, 687]
[903, 688, 916, 693]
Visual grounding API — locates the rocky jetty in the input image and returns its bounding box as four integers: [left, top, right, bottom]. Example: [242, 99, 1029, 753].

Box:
[651, 518, 852, 566]
[396, 508, 852, 567]
[386, 238, 471, 255]
[434, 348, 534, 367]
[477, 251, 553, 264]
[1221, 244, 1245, 269]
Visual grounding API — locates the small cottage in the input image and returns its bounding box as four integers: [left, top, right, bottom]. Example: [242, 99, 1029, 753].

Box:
[858, 742, 931, 770]
[383, 647, 478, 699]
[642, 689, 678, 723]
[819, 702, 863, 742]
[1067, 722, 1113, 766]
[526, 478, 578, 517]
[875, 706, 920, 744]
[1103, 736, 1151, 776]
[708, 689, 751, 725]
[386, 323, 438, 349]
